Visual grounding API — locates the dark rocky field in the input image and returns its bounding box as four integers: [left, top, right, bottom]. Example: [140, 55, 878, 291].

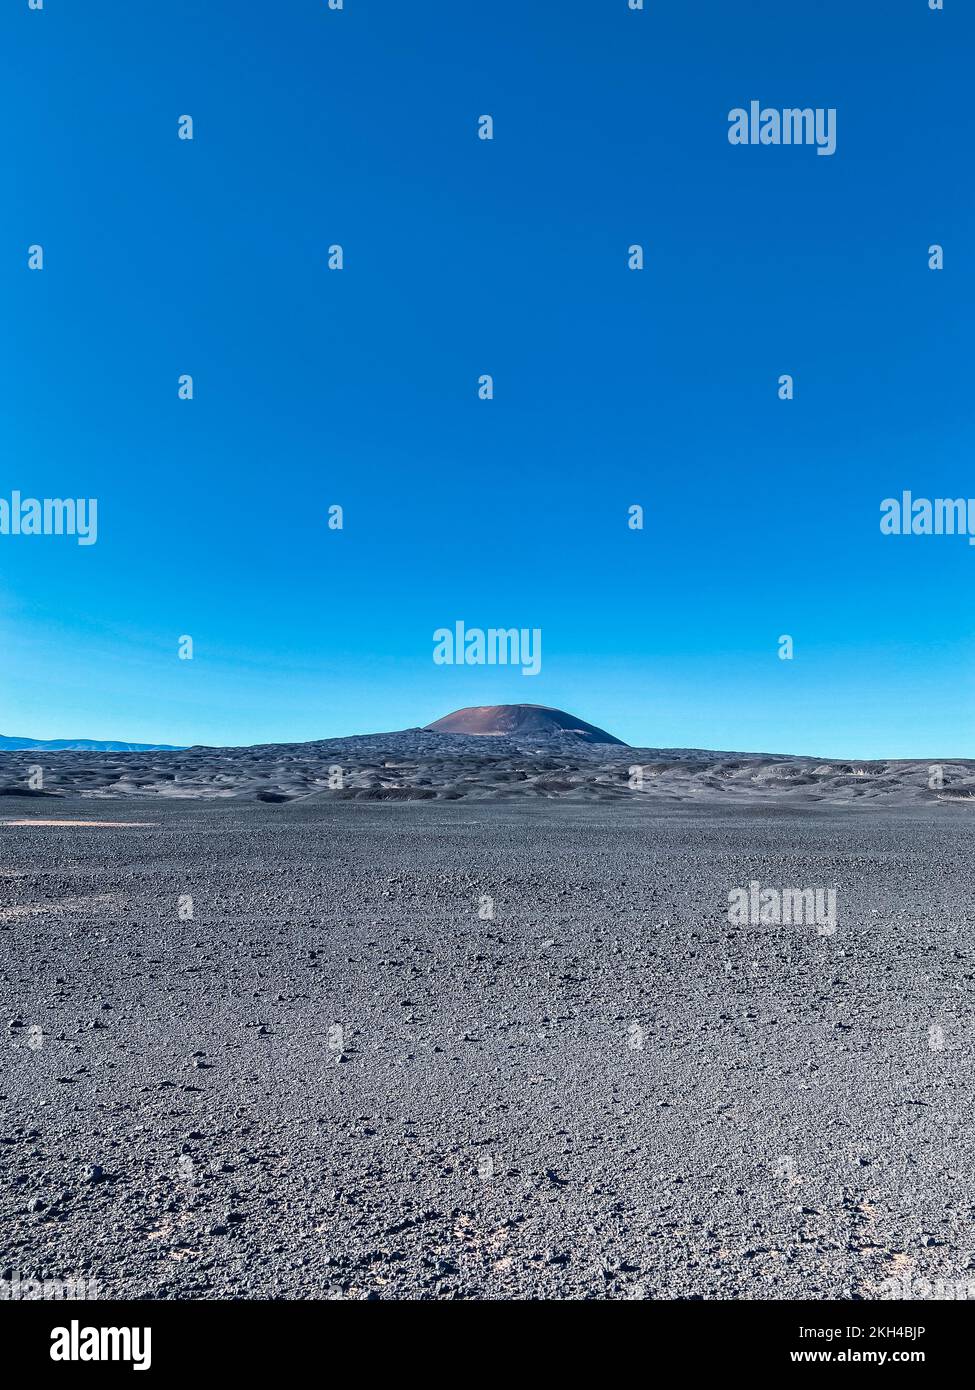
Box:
[2, 792, 973, 1300]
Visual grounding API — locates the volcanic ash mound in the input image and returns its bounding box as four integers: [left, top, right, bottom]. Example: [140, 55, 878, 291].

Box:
[423, 704, 627, 745]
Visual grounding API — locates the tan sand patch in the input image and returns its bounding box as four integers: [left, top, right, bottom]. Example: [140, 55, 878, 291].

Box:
[3, 819, 158, 828]
[0, 892, 120, 923]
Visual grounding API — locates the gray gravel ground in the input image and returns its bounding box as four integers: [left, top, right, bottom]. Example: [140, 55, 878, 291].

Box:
[1, 797, 973, 1300]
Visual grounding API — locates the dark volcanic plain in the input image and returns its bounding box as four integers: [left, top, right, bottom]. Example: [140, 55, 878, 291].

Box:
[1, 736, 974, 1300]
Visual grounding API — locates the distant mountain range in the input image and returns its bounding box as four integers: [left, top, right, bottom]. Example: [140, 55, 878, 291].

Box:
[0, 735, 184, 752]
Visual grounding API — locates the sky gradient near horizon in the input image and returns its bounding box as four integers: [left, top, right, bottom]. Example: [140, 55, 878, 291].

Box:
[2, 0, 972, 758]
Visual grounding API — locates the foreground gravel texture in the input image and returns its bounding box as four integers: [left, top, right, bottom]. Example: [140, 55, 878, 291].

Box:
[1, 796, 973, 1300]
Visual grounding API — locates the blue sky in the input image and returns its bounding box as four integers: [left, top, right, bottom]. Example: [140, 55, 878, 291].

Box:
[1, 0, 971, 756]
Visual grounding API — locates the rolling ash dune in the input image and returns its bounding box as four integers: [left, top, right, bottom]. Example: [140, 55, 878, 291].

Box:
[0, 725, 971, 808]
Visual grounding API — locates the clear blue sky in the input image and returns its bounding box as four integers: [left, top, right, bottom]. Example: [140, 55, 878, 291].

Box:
[2, 0, 971, 757]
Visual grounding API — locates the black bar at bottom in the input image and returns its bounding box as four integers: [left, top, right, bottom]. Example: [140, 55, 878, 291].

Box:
[1, 1298, 965, 1375]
